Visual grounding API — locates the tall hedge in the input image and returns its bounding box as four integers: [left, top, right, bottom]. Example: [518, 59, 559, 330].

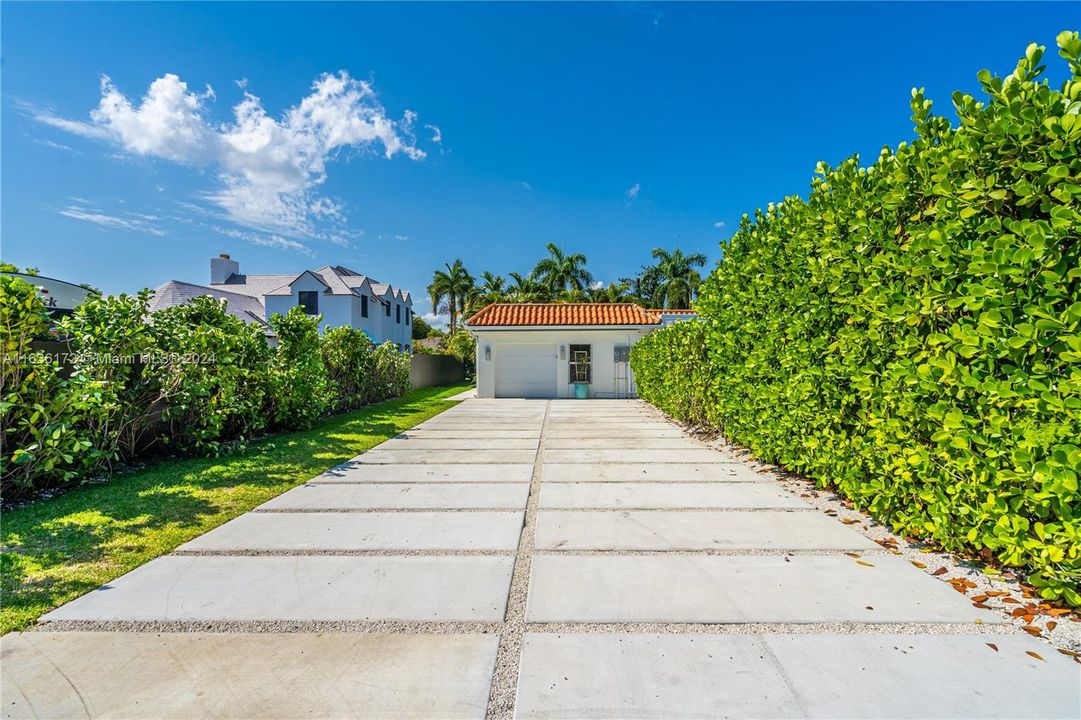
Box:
[632, 33, 1081, 605]
[1, 287, 414, 498]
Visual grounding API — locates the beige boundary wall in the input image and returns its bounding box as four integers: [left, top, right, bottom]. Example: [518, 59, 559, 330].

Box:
[410, 353, 466, 390]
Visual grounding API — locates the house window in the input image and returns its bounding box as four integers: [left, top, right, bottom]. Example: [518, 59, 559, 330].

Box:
[385, 301, 391, 317]
[361, 295, 368, 318]
[396, 304, 401, 324]
[405, 308, 411, 325]
[298, 291, 319, 315]
[569, 344, 592, 384]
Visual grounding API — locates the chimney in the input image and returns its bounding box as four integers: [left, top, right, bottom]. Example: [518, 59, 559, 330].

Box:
[210, 253, 240, 284]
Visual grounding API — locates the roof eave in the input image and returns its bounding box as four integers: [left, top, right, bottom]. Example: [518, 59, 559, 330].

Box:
[466, 323, 659, 331]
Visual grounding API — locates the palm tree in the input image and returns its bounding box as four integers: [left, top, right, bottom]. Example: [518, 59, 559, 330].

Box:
[507, 272, 550, 303]
[427, 259, 475, 333]
[651, 248, 708, 309]
[532, 243, 592, 294]
[620, 264, 663, 307]
[557, 287, 589, 303]
[478, 272, 505, 301]
[587, 282, 633, 303]
[464, 271, 506, 316]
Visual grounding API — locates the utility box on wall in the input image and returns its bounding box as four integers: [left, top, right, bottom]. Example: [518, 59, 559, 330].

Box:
[613, 345, 630, 363]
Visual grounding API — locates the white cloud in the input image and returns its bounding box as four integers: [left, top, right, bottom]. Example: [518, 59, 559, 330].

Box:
[626, 182, 641, 200]
[421, 311, 448, 330]
[393, 234, 408, 241]
[424, 123, 442, 144]
[34, 112, 111, 141]
[516, 180, 532, 191]
[57, 204, 166, 236]
[92, 74, 215, 163]
[37, 139, 79, 153]
[589, 280, 605, 290]
[714, 220, 726, 229]
[35, 71, 430, 245]
[212, 225, 313, 256]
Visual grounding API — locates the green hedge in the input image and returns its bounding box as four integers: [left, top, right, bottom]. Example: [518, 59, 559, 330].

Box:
[1, 279, 412, 498]
[632, 33, 1081, 605]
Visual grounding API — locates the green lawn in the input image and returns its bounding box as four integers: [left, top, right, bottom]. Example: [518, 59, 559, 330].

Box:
[0, 382, 471, 635]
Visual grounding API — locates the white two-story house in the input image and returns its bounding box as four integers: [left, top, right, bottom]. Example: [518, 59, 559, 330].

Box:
[150, 254, 414, 350]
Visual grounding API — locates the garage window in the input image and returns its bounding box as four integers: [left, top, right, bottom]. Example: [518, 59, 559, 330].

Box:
[569, 344, 592, 383]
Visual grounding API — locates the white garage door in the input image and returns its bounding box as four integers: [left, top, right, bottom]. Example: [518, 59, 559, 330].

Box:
[495, 344, 557, 398]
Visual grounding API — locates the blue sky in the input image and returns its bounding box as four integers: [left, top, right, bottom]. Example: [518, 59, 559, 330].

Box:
[1, 2, 1072, 323]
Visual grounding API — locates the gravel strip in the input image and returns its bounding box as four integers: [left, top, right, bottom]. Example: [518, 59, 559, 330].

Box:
[485, 401, 550, 720]
[251, 507, 526, 513]
[249, 503, 818, 513]
[170, 548, 517, 557]
[531, 548, 893, 557]
[32, 619, 502, 634]
[31, 619, 1015, 638]
[521, 621, 1019, 636]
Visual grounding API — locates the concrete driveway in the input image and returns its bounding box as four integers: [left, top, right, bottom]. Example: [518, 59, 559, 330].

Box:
[3, 399, 1078, 719]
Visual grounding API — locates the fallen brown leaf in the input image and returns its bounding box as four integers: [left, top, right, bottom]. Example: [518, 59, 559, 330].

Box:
[857, 560, 875, 567]
[932, 567, 948, 576]
[1026, 651, 1045, 662]
[1021, 626, 1042, 637]
[1058, 649, 1081, 659]
[972, 602, 990, 609]
[845, 552, 861, 558]
[1046, 621, 1057, 631]
[971, 594, 989, 603]
[910, 560, 927, 569]
[986, 643, 998, 652]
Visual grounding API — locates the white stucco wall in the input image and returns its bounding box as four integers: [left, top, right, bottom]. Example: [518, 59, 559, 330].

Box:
[472, 327, 650, 399]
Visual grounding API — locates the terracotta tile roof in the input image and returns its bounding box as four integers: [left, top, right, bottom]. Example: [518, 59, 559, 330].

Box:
[466, 303, 660, 327]
[648, 308, 698, 316]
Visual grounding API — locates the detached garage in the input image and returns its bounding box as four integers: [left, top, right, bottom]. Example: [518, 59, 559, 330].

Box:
[465, 303, 664, 399]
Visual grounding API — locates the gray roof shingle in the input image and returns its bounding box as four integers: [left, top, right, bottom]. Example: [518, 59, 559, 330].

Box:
[149, 281, 272, 330]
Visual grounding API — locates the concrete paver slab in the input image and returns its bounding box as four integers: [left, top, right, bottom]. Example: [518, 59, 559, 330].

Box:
[543, 427, 686, 438]
[2, 632, 498, 720]
[538, 482, 806, 509]
[526, 555, 1004, 623]
[513, 633, 1079, 719]
[43, 555, 515, 622]
[259, 482, 530, 510]
[413, 424, 543, 433]
[543, 449, 736, 464]
[534, 511, 872, 551]
[541, 463, 768, 483]
[431, 415, 544, 423]
[546, 419, 661, 425]
[312, 463, 534, 483]
[179, 511, 524, 551]
[546, 411, 657, 419]
[399, 430, 541, 439]
[376, 438, 539, 450]
[544, 437, 704, 449]
[357, 449, 538, 464]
